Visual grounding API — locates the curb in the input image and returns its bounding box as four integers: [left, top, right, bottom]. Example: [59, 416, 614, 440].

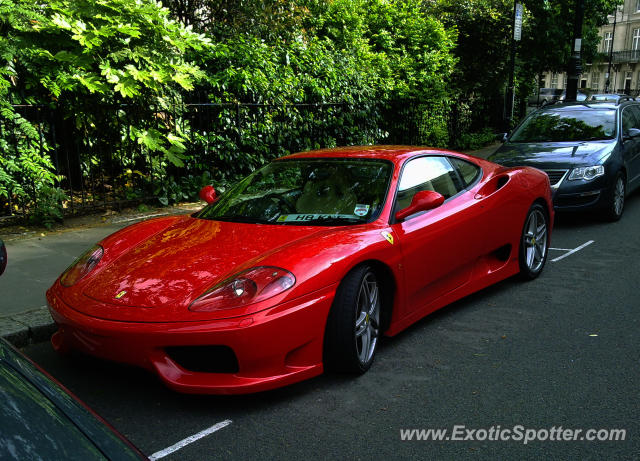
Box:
[0, 306, 56, 348]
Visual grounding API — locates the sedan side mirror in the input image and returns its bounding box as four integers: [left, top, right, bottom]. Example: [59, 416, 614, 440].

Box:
[199, 185, 217, 204]
[395, 190, 445, 221]
[623, 127, 640, 141]
[496, 132, 508, 143]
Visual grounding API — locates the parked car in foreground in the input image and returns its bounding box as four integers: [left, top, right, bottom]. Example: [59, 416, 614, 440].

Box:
[0, 238, 6, 276]
[490, 101, 640, 220]
[0, 337, 146, 460]
[47, 146, 553, 394]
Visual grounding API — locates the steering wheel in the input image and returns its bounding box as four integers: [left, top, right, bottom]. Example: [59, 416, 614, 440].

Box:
[264, 193, 296, 213]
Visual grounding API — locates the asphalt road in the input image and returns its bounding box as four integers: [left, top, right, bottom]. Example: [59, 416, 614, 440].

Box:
[23, 192, 640, 461]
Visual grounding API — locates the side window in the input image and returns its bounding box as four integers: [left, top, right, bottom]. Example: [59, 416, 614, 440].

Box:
[449, 157, 481, 188]
[621, 106, 639, 134]
[629, 105, 640, 129]
[396, 157, 464, 212]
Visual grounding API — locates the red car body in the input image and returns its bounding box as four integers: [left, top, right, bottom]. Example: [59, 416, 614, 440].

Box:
[47, 146, 553, 394]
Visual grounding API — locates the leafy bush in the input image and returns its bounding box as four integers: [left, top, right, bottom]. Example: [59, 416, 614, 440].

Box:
[454, 128, 497, 151]
[29, 186, 68, 229]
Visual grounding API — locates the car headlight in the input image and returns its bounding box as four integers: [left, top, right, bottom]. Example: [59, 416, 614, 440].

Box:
[189, 266, 296, 312]
[568, 165, 605, 181]
[60, 245, 104, 287]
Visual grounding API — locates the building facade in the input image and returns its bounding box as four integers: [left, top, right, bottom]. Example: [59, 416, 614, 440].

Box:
[541, 0, 640, 95]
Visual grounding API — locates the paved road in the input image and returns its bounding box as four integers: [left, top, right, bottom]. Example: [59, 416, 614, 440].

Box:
[22, 191, 640, 460]
[0, 223, 127, 316]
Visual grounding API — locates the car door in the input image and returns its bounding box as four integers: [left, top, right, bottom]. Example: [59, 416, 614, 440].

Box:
[625, 105, 640, 187]
[391, 156, 488, 315]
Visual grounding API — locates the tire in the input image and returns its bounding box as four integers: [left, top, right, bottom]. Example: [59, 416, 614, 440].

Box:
[602, 171, 626, 222]
[519, 203, 549, 280]
[324, 265, 382, 374]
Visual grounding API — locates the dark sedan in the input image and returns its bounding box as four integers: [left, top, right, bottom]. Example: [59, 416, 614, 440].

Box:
[0, 338, 146, 460]
[0, 239, 6, 276]
[490, 101, 640, 220]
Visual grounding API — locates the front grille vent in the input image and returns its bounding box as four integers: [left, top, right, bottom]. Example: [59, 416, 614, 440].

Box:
[542, 169, 568, 186]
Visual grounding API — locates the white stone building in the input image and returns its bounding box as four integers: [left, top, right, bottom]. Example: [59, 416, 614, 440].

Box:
[541, 0, 640, 95]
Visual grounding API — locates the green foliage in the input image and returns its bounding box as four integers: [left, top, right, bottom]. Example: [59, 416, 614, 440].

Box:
[454, 128, 496, 151]
[154, 171, 213, 206]
[0, 105, 61, 207]
[29, 185, 68, 229]
[0, 0, 210, 216]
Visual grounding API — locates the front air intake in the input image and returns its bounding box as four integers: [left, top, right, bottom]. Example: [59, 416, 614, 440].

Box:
[166, 345, 239, 373]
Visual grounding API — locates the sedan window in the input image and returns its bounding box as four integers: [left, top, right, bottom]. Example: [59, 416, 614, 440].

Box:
[510, 109, 616, 142]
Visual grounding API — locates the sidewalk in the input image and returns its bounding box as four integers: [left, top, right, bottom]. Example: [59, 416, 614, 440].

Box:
[0, 142, 501, 347]
[0, 203, 201, 346]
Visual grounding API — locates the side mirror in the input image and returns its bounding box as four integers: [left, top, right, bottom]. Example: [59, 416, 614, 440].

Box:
[0, 239, 6, 276]
[623, 127, 640, 140]
[395, 190, 445, 221]
[199, 185, 217, 204]
[496, 132, 508, 143]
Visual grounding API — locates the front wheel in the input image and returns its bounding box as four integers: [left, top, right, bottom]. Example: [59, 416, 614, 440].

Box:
[519, 203, 549, 280]
[602, 172, 625, 222]
[324, 265, 381, 373]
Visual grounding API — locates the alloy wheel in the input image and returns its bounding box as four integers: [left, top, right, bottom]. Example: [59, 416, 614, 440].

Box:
[523, 208, 548, 274]
[354, 272, 380, 366]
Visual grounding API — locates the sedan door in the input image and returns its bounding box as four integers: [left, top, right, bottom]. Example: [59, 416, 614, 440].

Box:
[625, 105, 640, 188]
[391, 156, 489, 316]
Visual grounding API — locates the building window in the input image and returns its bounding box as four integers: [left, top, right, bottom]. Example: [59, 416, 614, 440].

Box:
[563, 74, 568, 88]
[603, 32, 613, 53]
[634, 29, 640, 50]
[551, 73, 558, 88]
[592, 73, 600, 90]
[637, 0, 640, 12]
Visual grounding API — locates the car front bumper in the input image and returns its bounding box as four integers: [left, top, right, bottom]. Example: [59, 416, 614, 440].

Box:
[46, 283, 336, 394]
[552, 175, 613, 212]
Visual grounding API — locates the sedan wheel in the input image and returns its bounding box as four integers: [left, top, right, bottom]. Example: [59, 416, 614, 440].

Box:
[324, 265, 381, 373]
[604, 172, 625, 221]
[519, 203, 549, 280]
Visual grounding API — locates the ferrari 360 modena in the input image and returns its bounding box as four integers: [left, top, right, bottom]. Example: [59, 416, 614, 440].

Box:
[47, 146, 553, 394]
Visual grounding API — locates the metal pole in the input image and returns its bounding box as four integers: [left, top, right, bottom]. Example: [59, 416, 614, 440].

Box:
[565, 0, 585, 102]
[605, 7, 618, 93]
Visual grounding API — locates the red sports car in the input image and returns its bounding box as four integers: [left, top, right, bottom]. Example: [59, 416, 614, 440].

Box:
[47, 146, 553, 394]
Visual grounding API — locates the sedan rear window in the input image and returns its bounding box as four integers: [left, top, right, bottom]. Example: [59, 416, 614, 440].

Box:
[510, 109, 616, 142]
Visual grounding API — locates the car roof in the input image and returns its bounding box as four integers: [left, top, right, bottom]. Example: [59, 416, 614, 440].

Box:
[541, 101, 624, 111]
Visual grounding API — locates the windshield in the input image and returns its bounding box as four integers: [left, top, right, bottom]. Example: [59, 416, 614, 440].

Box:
[509, 109, 616, 142]
[196, 158, 393, 225]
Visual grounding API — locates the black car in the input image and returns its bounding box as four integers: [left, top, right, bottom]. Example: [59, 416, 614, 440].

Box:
[490, 101, 640, 220]
[0, 239, 6, 275]
[0, 338, 146, 460]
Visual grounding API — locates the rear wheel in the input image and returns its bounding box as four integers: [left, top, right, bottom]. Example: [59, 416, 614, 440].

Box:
[324, 265, 381, 373]
[602, 172, 625, 222]
[519, 203, 549, 280]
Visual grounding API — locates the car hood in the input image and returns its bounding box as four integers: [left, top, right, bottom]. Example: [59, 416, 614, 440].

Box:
[490, 140, 614, 168]
[82, 217, 326, 310]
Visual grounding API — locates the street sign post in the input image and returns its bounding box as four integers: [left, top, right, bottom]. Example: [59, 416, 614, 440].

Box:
[514, 3, 523, 41]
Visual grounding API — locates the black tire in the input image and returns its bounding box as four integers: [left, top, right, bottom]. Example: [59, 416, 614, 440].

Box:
[518, 203, 549, 280]
[602, 171, 626, 222]
[324, 265, 382, 374]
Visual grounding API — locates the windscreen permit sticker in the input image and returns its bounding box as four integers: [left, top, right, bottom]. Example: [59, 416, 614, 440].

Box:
[277, 214, 354, 222]
[354, 204, 370, 217]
